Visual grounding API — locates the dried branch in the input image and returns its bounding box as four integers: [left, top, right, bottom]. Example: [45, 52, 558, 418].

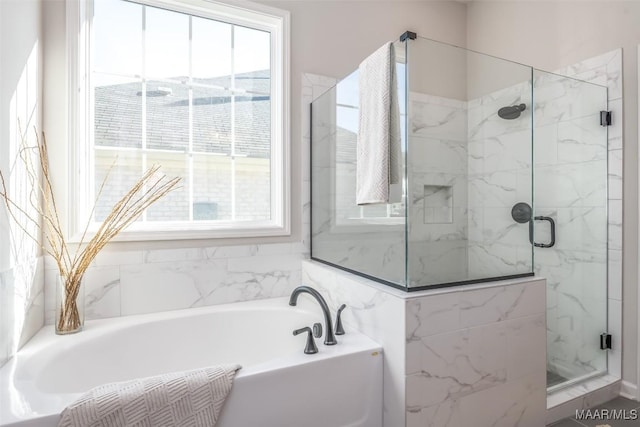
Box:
[0, 128, 181, 333]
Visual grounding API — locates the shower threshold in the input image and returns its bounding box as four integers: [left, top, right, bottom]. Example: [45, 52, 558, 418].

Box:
[547, 370, 608, 394]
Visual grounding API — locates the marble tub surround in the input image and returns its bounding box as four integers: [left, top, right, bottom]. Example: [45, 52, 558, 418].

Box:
[302, 259, 547, 427]
[43, 243, 307, 324]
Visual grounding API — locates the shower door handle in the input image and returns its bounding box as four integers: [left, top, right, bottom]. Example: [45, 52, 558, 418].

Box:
[529, 216, 556, 248]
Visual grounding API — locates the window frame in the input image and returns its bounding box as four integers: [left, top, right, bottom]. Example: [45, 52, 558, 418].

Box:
[67, 0, 290, 241]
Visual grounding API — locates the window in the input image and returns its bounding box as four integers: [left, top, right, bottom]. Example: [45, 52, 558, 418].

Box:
[70, 0, 289, 240]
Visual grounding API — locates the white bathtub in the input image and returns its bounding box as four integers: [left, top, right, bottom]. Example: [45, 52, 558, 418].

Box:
[0, 297, 383, 427]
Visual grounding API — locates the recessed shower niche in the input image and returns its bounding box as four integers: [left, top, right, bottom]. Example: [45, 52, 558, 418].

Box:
[423, 185, 453, 224]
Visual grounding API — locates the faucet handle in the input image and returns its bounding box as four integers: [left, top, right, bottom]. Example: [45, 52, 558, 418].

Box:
[335, 304, 347, 335]
[312, 322, 322, 338]
[293, 326, 318, 354]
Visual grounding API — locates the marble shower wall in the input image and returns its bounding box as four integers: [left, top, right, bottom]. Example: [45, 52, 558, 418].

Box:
[466, 81, 534, 280]
[407, 93, 469, 287]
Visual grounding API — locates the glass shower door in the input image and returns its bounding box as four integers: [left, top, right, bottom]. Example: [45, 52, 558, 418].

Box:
[532, 70, 609, 389]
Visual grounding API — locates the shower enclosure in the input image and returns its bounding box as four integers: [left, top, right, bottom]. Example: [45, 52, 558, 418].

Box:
[310, 33, 609, 391]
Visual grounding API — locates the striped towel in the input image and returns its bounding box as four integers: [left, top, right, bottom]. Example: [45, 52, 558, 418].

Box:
[58, 365, 241, 427]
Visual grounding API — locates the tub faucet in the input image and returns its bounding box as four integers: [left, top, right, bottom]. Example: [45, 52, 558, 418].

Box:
[289, 286, 337, 345]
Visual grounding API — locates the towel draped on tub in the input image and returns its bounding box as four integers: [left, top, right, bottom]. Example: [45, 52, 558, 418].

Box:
[356, 41, 402, 206]
[58, 365, 241, 427]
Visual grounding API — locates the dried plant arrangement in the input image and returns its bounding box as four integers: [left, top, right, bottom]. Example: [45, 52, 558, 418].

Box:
[0, 128, 181, 334]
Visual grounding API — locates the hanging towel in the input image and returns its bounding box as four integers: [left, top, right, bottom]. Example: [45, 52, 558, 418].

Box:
[58, 365, 241, 427]
[356, 41, 402, 205]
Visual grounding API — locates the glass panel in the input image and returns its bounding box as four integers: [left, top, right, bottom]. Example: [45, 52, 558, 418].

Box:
[94, 149, 143, 222]
[406, 36, 534, 288]
[146, 80, 188, 151]
[94, 74, 142, 149]
[310, 41, 407, 287]
[193, 155, 232, 221]
[145, 5, 189, 80]
[192, 17, 232, 87]
[93, 0, 142, 76]
[234, 95, 270, 157]
[235, 157, 270, 220]
[146, 152, 189, 221]
[233, 26, 270, 94]
[192, 87, 233, 155]
[534, 70, 608, 388]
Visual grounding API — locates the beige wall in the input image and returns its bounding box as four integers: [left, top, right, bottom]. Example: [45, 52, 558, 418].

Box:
[467, 0, 640, 391]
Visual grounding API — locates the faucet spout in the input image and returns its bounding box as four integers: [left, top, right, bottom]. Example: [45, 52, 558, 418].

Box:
[289, 286, 337, 345]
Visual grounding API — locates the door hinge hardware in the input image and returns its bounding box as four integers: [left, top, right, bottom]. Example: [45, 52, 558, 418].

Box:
[600, 333, 612, 350]
[600, 111, 612, 126]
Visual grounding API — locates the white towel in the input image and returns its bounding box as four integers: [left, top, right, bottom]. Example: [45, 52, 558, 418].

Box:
[58, 365, 241, 427]
[356, 42, 402, 205]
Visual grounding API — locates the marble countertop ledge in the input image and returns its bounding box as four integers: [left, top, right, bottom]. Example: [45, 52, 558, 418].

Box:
[302, 259, 543, 300]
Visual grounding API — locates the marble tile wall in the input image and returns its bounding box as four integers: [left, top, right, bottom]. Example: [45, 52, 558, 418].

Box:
[407, 93, 469, 287]
[466, 81, 534, 280]
[44, 244, 306, 323]
[302, 259, 547, 427]
[405, 278, 547, 427]
[302, 259, 407, 427]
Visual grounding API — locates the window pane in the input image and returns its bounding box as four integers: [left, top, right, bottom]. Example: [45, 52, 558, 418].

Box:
[233, 26, 270, 94]
[192, 86, 233, 155]
[192, 17, 231, 88]
[146, 152, 189, 221]
[146, 80, 188, 151]
[94, 0, 142, 76]
[94, 74, 142, 149]
[92, 1, 278, 230]
[235, 157, 270, 220]
[145, 6, 189, 80]
[193, 155, 232, 221]
[234, 96, 270, 157]
[94, 150, 143, 222]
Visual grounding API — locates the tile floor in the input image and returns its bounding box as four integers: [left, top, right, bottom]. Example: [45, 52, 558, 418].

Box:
[548, 397, 640, 426]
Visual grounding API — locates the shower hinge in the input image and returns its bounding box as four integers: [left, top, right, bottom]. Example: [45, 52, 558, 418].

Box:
[600, 111, 612, 126]
[600, 333, 612, 350]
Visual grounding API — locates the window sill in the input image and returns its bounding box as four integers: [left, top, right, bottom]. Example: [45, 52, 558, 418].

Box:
[69, 220, 290, 242]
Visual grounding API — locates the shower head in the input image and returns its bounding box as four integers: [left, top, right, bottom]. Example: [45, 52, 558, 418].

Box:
[498, 103, 526, 120]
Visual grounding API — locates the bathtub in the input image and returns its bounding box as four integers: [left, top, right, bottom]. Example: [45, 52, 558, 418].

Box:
[0, 297, 383, 427]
